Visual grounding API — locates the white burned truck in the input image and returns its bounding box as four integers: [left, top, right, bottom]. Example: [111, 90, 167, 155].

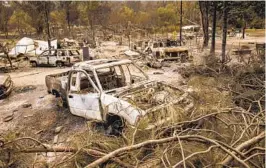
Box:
[30, 49, 81, 67]
[45, 59, 193, 133]
[144, 39, 189, 62]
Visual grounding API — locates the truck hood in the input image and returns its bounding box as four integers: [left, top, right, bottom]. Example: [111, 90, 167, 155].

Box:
[104, 80, 156, 96]
[0, 74, 9, 85]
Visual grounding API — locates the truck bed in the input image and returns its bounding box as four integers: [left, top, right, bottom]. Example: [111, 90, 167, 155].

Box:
[45, 71, 69, 99]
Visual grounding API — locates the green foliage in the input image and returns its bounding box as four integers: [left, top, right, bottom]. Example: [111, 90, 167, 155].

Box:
[157, 4, 178, 27]
[227, 1, 265, 29]
[77, 2, 89, 25]
[50, 10, 66, 26]
[119, 6, 135, 24]
[0, 1, 264, 37]
[8, 9, 33, 32]
[135, 11, 150, 25]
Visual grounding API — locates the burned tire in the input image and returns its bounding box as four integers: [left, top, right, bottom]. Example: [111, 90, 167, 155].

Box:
[180, 52, 188, 63]
[30, 61, 37, 67]
[105, 115, 124, 136]
[52, 90, 60, 97]
[67, 58, 71, 65]
[56, 61, 63, 67]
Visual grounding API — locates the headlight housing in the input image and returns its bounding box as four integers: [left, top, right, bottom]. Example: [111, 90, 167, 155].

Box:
[4, 76, 11, 87]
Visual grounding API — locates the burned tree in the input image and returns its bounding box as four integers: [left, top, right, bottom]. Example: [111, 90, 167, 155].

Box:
[43, 2, 52, 50]
[0, 2, 13, 39]
[210, 2, 217, 55]
[0, 42, 13, 68]
[199, 1, 209, 48]
[221, 1, 228, 63]
[179, 0, 183, 46]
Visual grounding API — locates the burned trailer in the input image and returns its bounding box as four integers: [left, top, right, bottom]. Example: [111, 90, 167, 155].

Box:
[0, 74, 13, 99]
[45, 59, 193, 132]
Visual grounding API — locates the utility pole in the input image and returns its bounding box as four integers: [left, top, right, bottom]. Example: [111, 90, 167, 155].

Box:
[179, 0, 182, 46]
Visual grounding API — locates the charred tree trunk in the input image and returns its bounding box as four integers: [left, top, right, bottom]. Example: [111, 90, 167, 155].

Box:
[66, 8, 71, 34]
[0, 43, 13, 68]
[4, 24, 8, 39]
[44, 2, 51, 50]
[210, 2, 217, 55]
[221, 1, 228, 63]
[179, 0, 183, 46]
[3, 7, 9, 39]
[36, 26, 43, 36]
[5, 52, 12, 68]
[4, 16, 8, 39]
[127, 21, 131, 49]
[242, 20, 246, 39]
[199, 1, 209, 48]
[89, 18, 96, 48]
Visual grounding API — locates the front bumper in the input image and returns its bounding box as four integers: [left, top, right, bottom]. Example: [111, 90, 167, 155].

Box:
[0, 80, 13, 99]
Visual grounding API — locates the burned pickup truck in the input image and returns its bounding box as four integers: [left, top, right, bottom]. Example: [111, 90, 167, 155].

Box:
[46, 59, 192, 131]
[0, 74, 13, 99]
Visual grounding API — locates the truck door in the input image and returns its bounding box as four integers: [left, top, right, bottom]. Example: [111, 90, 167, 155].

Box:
[67, 70, 103, 121]
[48, 50, 57, 65]
[38, 51, 49, 65]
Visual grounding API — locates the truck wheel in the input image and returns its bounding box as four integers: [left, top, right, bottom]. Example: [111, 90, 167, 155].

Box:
[30, 61, 37, 67]
[105, 115, 124, 136]
[56, 61, 63, 67]
[52, 90, 60, 97]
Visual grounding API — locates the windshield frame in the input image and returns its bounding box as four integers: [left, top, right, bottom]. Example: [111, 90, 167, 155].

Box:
[92, 62, 148, 93]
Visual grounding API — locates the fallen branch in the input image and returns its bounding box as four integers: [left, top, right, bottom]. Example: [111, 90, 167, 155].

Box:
[172, 145, 218, 168]
[15, 146, 133, 168]
[84, 135, 250, 168]
[220, 131, 265, 166]
[159, 107, 255, 136]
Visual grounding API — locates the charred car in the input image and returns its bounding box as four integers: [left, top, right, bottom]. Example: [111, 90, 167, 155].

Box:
[29, 49, 81, 67]
[45, 59, 193, 132]
[0, 74, 13, 99]
[144, 39, 189, 63]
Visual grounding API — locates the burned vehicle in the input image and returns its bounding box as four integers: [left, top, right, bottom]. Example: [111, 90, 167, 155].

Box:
[29, 49, 81, 67]
[0, 74, 13, 99]
[144, 39, 189, 63]
[46, 59, 192, 131]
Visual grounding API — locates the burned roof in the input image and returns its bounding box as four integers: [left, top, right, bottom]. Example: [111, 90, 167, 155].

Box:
[164, 47, 188, 52]
[72, 59, 132, 71]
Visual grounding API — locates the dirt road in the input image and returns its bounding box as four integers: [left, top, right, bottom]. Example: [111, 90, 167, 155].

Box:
[8, 67, 71, 86]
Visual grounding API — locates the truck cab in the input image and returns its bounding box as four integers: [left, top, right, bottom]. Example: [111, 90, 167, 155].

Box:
[30, 49, 81, 67]
[65, 59, 148, 125]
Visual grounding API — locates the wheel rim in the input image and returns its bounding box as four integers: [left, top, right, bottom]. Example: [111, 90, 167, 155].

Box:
[31, 62, 37, 67]
[57, 62, 62, 67]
